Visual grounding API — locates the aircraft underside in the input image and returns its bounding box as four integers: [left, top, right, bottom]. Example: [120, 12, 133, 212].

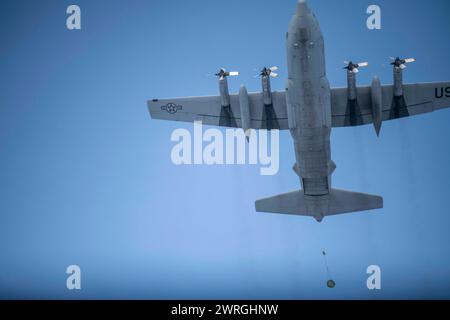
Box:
[148, 0, 450, 221]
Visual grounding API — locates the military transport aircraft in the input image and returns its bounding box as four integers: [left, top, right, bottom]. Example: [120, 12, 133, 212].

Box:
[148, 0, 450, 222]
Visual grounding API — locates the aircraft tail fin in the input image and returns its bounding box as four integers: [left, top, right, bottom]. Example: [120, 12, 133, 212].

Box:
[255, 189, 383, 222]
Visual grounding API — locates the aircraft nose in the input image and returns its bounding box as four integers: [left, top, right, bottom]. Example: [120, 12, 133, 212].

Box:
[296, 0, 311, 16]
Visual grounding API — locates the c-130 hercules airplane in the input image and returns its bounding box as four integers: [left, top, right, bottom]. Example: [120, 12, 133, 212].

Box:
[148, 0, 450, 222]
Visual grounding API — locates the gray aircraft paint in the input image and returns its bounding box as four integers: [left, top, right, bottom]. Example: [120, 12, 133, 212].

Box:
[255, 0, 382, 222]
[286, 0, 332, 196]
[147, 0, 450, 222]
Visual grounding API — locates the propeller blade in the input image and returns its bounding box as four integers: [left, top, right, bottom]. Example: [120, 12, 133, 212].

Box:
[353, 68, 360, 73]
[404, 58, 416, 63]
[270, 72, 278, 78]
[357, 62, 369, 67]
[269, 66, 279, 72]
[400, 64, 407, 70]
[228, 71, 239, 76]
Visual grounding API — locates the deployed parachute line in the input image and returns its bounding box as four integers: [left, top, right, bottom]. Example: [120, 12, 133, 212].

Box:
[322, 250, 336, 288]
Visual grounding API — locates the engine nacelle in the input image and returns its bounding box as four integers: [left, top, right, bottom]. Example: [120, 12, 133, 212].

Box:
[347, 70, 357, 101]
[219, 77, 231, 107]
[390, 57, 415, 97]
[393, 66, 403, 97]
[262, 75, 273, 106]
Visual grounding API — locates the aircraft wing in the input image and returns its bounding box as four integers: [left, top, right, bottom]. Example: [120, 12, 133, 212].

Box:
[148, 91, 289, 129]
[331, 81, 450, 127]
[149, 82, 450, 130]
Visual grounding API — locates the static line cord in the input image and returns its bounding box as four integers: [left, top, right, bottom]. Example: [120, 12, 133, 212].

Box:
[322, 250, 332, 279]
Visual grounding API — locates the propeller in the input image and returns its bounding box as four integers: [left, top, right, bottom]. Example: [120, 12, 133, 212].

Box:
[255, 66, 279, 78]
[343, 61, 369, 73]
[390, 57, 416, 69]
[214, 68, 239, 80]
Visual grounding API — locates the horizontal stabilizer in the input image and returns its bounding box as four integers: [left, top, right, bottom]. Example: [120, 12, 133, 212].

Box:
[255, 189, 383, 222]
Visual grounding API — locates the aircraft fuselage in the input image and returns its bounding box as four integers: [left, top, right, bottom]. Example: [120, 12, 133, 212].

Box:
[286, 0, 333, 197]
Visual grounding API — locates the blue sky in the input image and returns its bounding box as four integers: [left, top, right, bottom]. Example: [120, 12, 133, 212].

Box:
[0, 0, 450, 299]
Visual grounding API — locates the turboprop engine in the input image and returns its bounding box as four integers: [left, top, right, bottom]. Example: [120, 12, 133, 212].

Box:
[390, 57, 415, 97]
[214, 68, 239, 107]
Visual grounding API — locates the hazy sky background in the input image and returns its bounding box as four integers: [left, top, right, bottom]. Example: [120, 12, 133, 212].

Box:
[1, 0, 450, 299]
